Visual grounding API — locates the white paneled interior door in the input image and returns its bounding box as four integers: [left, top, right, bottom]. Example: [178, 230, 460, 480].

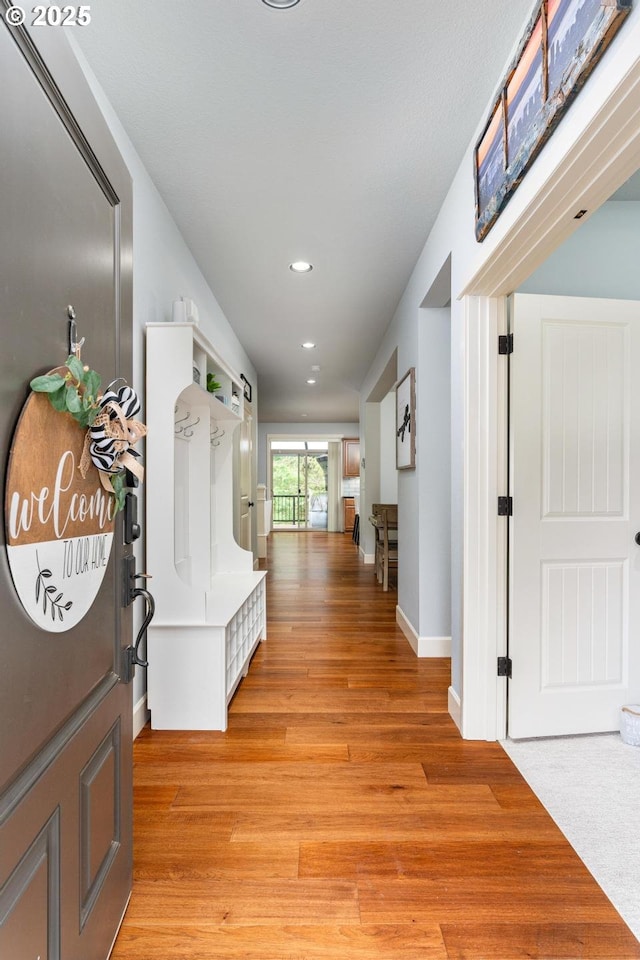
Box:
[509, 293, 640, 738]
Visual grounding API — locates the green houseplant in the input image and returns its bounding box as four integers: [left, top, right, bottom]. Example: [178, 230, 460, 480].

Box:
[206, 372, 222, 394]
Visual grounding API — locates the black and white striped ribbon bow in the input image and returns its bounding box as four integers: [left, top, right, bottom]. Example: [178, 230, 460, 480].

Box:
[80, 383, 147, 489]
[89, 385, 142, 474]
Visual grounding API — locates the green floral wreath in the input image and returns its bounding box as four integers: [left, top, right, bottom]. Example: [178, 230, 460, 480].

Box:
[30, 355, 145, 512]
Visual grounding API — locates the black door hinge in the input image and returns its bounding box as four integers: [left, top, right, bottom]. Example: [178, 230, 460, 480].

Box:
[498, 496, 513, 516]
[497, 656, 512, 678]
[498, 333, 514, 355]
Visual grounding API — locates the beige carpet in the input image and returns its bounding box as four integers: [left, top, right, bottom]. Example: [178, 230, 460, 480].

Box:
[503, 732, 640, 941]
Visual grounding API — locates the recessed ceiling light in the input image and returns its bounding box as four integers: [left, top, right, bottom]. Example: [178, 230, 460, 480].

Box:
[301, 413, 308, 418]
[263, 0, 300, 6]
[301, 342, 316, 349]
[306, 379, 316, 385]
[290, 261, 313, 273]
[311, 364, 321, 372]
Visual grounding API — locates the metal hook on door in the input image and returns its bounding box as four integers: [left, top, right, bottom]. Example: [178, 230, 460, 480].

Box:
[68, 306, 85, 359]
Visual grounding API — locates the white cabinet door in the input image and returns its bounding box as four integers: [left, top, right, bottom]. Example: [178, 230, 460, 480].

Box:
[509, 293, 640, 738]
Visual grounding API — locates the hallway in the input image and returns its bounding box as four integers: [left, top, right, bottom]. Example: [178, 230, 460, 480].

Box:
[112, 533, 640, 959]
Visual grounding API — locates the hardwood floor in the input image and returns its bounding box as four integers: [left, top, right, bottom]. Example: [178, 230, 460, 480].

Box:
[112, 532, 640, 959]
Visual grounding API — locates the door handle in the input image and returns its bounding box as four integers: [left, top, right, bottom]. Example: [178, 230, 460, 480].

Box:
[129, 586, 155, 668]
[121, 557, 156, 682]
[248, 501, 255, 507]
[635, 533, 640, 545]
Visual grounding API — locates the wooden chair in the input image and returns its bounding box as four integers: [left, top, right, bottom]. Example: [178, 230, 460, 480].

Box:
[373, 504, 398, 591]
[371, 503, 397, 525]
[371, 503, 391, 583]
[371, 503, 396, 581]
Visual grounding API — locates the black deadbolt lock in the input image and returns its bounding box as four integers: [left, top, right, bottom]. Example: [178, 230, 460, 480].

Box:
[124, 492, 141, 544]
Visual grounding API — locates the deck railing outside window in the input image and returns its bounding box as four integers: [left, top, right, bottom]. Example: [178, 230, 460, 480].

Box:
[272, 494, 307, 525]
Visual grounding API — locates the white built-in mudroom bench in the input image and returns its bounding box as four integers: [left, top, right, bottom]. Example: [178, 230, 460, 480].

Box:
[145, 321, 265, 730]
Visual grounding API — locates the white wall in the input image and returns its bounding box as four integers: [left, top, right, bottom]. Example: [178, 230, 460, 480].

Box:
[519, 201, 640, 299]
[70, 39, 259, 731]
[360, 294, 452, 650]
[359, 6, 640, 702]
[379, 391, 397, 503]
[418, 307, 451, 641]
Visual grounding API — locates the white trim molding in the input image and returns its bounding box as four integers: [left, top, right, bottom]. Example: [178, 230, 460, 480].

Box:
[361, 549, 375, 565]
[461, 296, 505, 741]
[463, 44, 640, 300]
[133, 694, 149, 739]
[448, 686, 462, 732]
[459, 37, 640, 742]
[396, 606, 451, 658]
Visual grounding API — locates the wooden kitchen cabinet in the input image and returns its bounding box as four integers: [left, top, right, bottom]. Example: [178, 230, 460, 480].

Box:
[343, 439, 360, 477]
[343, 497, 356, 533]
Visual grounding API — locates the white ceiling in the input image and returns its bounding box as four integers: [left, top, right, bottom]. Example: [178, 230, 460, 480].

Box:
[76, 0, 534, 422]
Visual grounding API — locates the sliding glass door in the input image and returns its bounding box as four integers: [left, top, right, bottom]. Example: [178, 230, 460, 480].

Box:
[271, 442, 328, 530]
[271, 453, 307, 528]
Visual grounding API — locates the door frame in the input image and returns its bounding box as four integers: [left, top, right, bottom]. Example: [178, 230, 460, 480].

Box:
[267, 433, 344, 531]
[459, 51, 640, 741]
[270, 450, 311, 530]
[270, 448, 329, 530]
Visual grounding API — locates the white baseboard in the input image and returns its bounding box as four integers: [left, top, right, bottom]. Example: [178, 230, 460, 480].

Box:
[133, 694, 149, 739]
[361, 549, 375, 565]
[396, 605, 451, 658]
[448, 686, 462, 732]
[396, 605, 419, 651]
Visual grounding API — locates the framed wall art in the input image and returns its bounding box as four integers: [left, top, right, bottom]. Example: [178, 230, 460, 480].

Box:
[396, 367, 415, 471]
[474, 0, 632, 241]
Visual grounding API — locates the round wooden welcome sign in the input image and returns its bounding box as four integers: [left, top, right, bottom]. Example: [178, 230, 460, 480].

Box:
[5, 391, 115, 633]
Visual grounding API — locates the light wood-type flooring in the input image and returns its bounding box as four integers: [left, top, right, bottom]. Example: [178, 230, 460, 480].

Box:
[112, 531, 640, 960]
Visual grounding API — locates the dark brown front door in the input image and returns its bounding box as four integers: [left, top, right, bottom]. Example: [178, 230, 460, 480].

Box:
[0, 12, 134, 959]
